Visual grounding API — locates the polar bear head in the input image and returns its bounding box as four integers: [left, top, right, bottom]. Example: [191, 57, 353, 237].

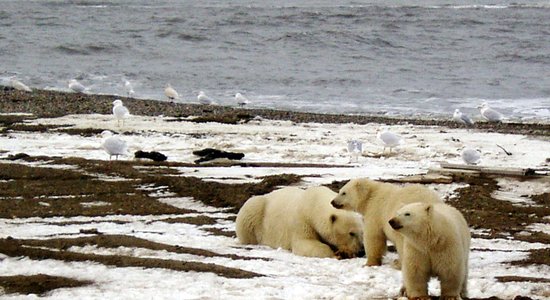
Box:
[331, 178, 373, 211]
[325, 211, 364, 258]
[388, 202, 432, 236]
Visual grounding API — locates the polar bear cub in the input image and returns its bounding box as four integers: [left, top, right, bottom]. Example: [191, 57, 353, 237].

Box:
[389, 202, 470, 300]
[331, 178, 441, 266]
[236, 186, 364, 258]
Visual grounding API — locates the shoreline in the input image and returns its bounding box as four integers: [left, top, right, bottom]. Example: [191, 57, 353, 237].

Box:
[1, 88, 549, 137]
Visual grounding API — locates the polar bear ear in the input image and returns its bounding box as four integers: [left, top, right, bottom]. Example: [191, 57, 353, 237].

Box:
[425, 204, 433, 215]
[330, 215, 337, 223]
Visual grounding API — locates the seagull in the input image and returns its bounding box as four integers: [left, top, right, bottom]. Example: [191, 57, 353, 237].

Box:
[377, 127, 404, 155]
[10, 78, 32, 92]
[347, 140, 363, 163]
[68, 79, 86, 93]
[235, 92, 250, 107]
[112, 99, 130, 127]
[453, 109, 474, 126]
[478, 102, 503, 122]
[101, 130, 128, 160]
[461, 148, 481, 165]
[164, 84, 179, 101]
[124, 80, 135, 97]
[198, 91, 215, 105]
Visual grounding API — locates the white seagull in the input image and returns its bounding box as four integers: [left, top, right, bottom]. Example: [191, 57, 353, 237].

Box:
[377, 127, 404, 155]
[347, 140, 363, 163]
[68, 79, 86, 93]
[101, 130, 128, 160]
[453, 109, 474, 126]
[478, 102, 503, 122]
[124, 80, 135, 97]
[198, 91, 215, 105]
[10, 78, 32, 92]
[164, 84, 179, 101]
[112, 99, 130, 127]
[235, 92, 250, 107]
[461, 148, 481, 165]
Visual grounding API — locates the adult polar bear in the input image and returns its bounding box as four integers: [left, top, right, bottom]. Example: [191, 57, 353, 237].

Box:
[389, 202, 470, 299]
[331, 178, 441, 266]
[236, 186, 364, 258]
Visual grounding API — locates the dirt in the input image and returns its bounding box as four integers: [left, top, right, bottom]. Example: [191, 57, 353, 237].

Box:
[0, 89, 549, 298]
[0, 237, 261, 280]
[0, 274, 92, 296]
[0, 157, 547, 298]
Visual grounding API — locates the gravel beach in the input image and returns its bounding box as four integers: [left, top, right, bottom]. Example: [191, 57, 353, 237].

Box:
[1, 88, 549, 137]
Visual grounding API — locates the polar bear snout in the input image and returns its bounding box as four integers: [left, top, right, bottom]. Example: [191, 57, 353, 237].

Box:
[331, 199, 344, 209]
[389, 218, 402, 230]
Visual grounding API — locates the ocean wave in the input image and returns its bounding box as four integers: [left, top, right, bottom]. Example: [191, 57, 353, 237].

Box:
[496, 53, 550, 64]
[427, 3, 550, 10]
[178, 33, 209, 42]
[43, 1, 115, 8]
[53, 43, 121, 55]
[155, 29, 208, 42]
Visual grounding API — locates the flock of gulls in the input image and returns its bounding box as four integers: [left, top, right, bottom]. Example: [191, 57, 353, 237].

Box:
[6, 76, 506, 165]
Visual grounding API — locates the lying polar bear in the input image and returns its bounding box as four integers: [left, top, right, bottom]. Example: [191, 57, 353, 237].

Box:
[236, 186, 364, 258]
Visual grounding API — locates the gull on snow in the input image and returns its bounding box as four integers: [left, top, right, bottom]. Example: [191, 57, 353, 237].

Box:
[101, 130, 128, 160]
[112, 99, 130, 127]
[347, 140, 363, 163]
[461, 148, 481, 165]
[377, 127, 404, 155]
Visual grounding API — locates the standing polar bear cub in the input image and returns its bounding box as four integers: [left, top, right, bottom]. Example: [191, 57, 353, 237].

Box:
[236, 186, 364, 258]
[389, 202, 470, 300]
[331, 178, 441, 266]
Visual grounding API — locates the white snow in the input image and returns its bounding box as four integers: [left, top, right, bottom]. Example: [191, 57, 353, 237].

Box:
[0, 113, 549, 299]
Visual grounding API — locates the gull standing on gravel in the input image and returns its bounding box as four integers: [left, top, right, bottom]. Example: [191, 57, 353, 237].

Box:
[10, 78, 32, 92]
[461, 148, 481, 165]
[377, 127, 403, 155]
[453, 109, 474, 126]
[101, 130, 128, 160]
[124, 80, 135, 97]
[112, 99, 130, 127]
[68, 79, 86, 93]
[164, 84, 179, 101]
[235, 92, 250, 107]
[478, 102, 503, 122]
[198, 91, 215, 105]
[347, 140, 363, 163]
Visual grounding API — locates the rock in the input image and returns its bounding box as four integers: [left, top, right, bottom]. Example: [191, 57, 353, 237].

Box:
[192, 148, 245, 164]
[134, 150, 168, 162]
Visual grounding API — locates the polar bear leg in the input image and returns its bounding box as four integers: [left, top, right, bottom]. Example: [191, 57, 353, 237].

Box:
[235, 196, 266, 244]
[365, 230, 386, 266]
[292, 239, 336, 258]
[460, 267, 468, 298]
[402, 247, 430, 298]
[440, 272, 464, 299]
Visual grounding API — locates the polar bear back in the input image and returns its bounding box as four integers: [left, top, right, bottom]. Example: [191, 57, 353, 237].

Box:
[260, 187, 306, 249]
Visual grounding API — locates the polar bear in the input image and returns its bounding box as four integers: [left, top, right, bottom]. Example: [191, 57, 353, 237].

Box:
[236, 186, 364, 258]
[330, 178, 441, 266]
[389, 202, 470, 300]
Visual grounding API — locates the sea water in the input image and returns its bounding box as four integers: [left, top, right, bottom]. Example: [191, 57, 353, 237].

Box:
[1, 0, 549, 121]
